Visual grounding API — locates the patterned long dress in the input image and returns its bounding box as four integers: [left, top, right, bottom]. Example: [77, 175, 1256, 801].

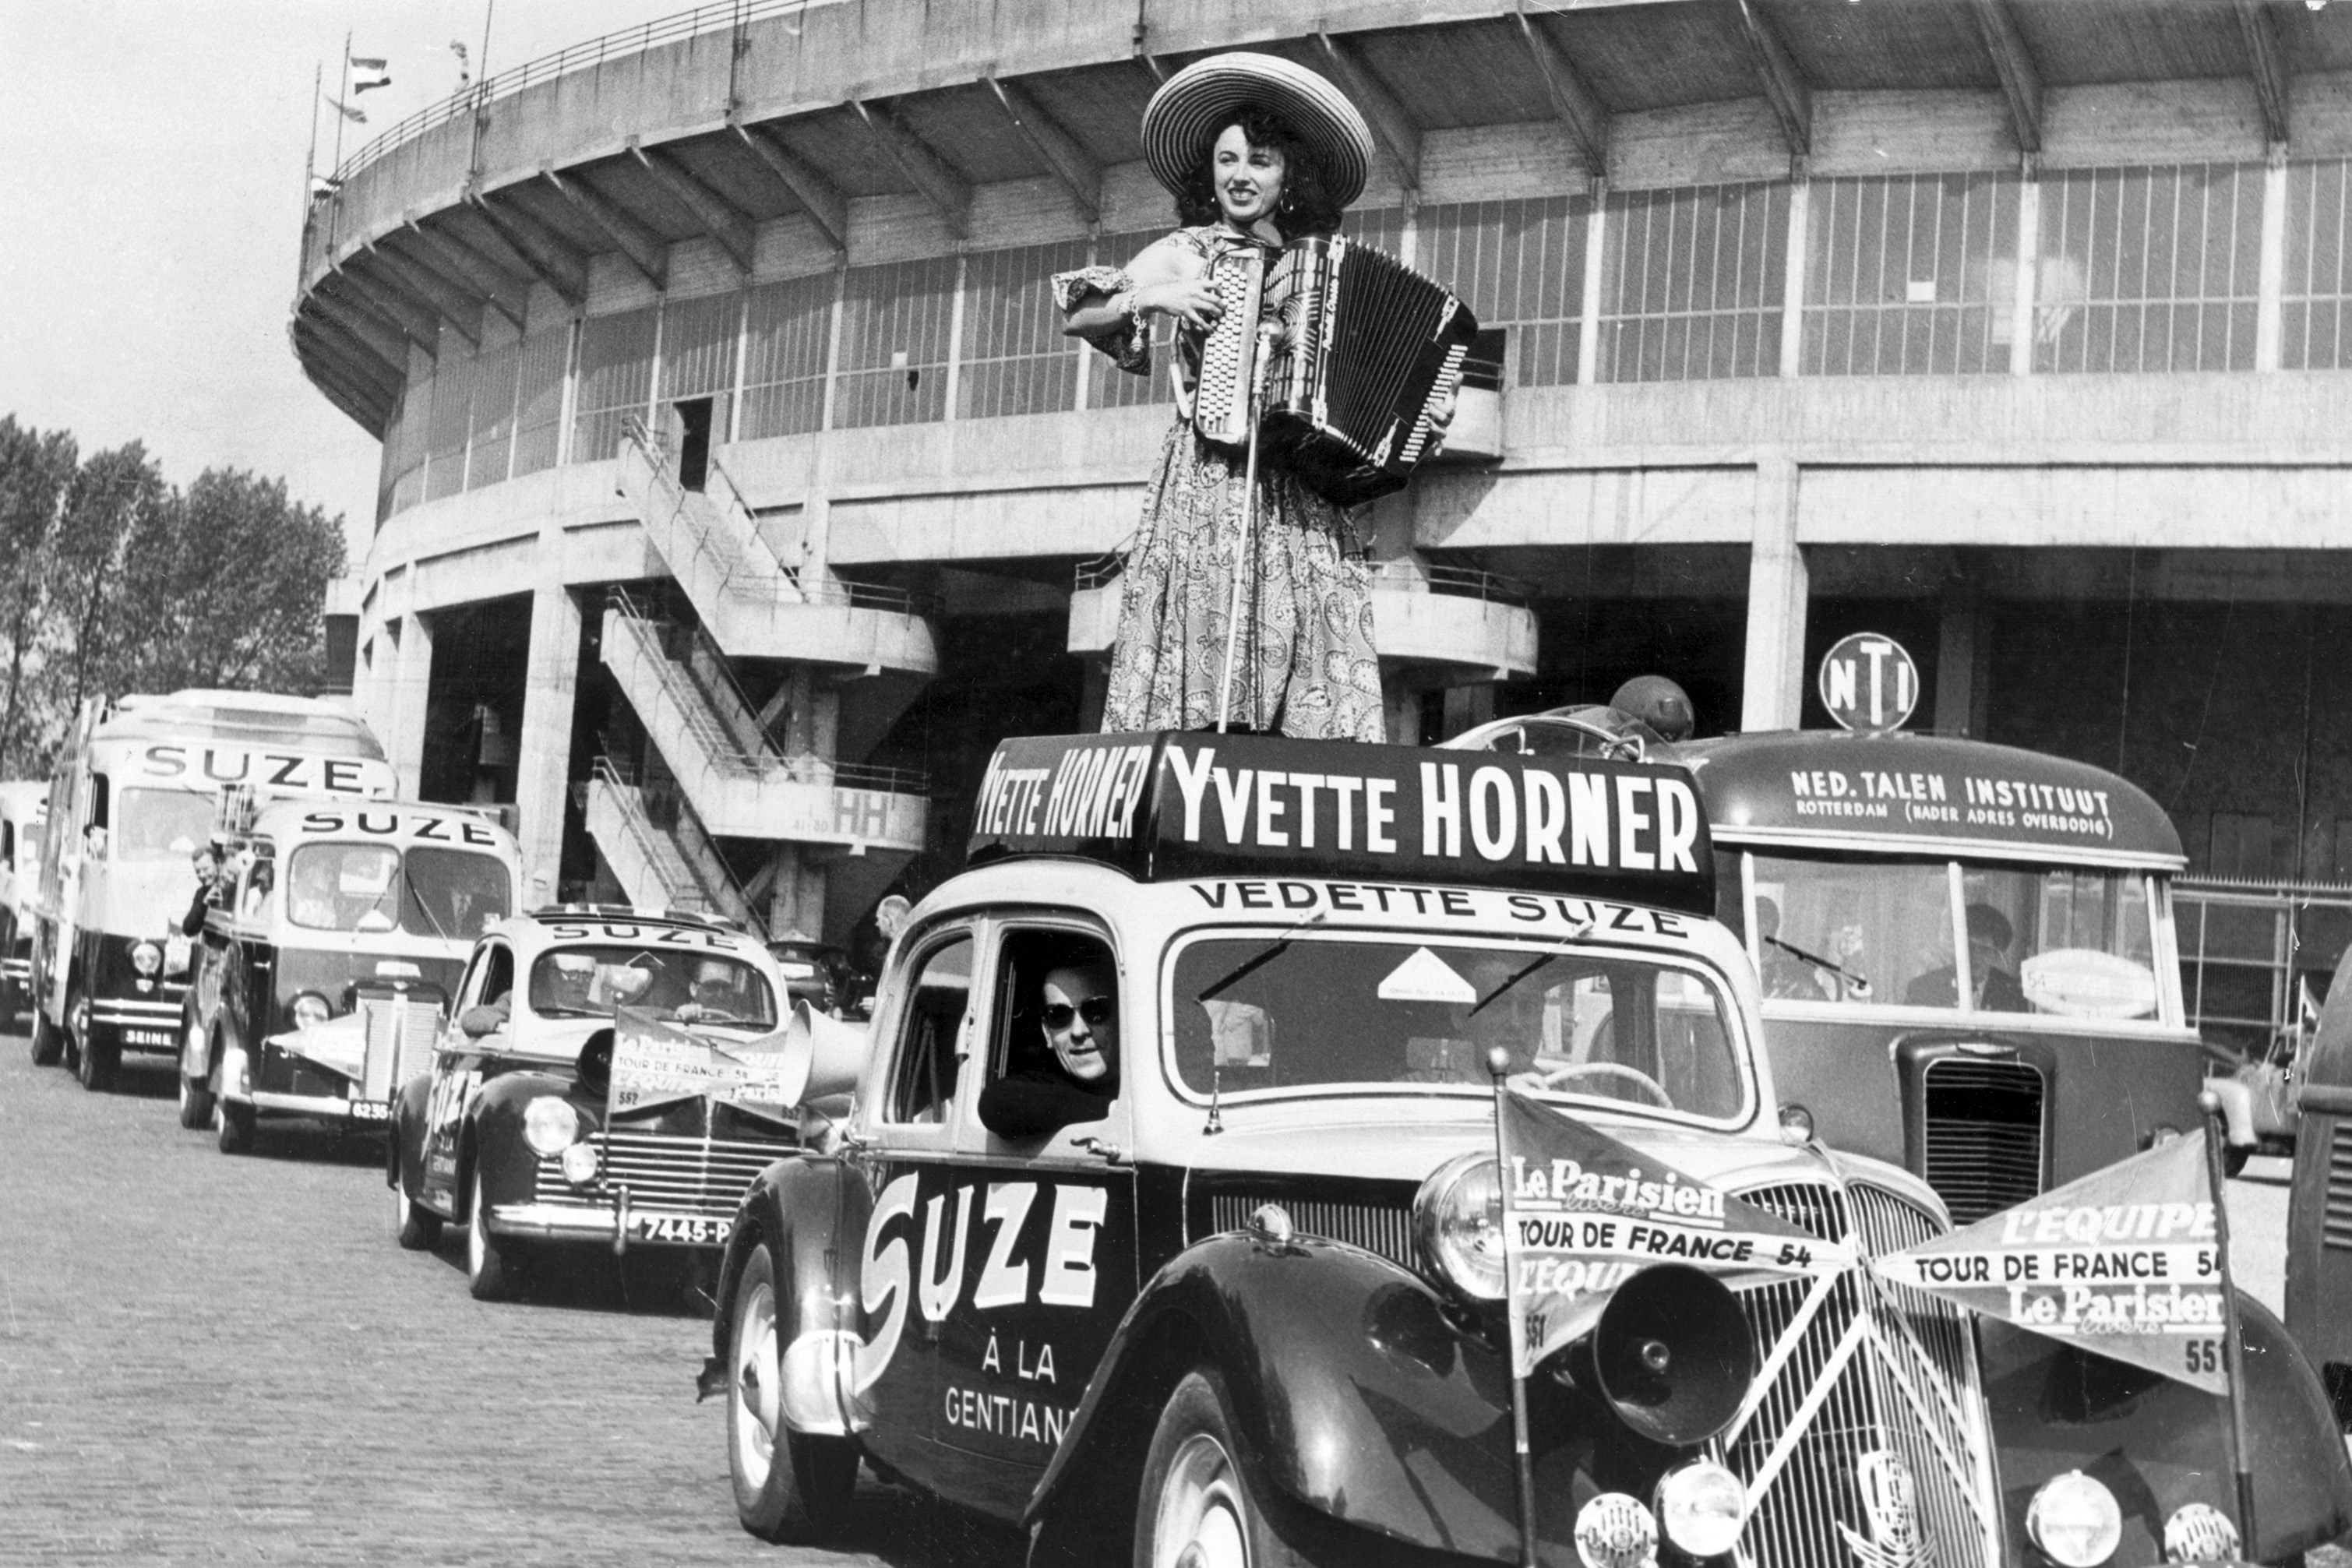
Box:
[1054, 226, 1385, 742]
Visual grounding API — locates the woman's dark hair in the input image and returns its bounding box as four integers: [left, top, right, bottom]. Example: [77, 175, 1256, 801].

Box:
[1174, 109, 1343, 237]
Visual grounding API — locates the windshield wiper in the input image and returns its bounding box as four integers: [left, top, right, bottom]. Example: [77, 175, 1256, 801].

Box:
[402, 866, 449, 940]
[1197, 910, 1328, 1002]
[1469, 952, 1559, 1017]
[1765, 934, 1873, 999]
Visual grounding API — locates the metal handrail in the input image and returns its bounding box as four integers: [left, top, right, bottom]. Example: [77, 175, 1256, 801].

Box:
[621, 419, 941, 618]
[587, 755, 750, 924]
[1071, 555, 1533, 605]
[333, 0, 816, 183]
[605, 587, 931, 795]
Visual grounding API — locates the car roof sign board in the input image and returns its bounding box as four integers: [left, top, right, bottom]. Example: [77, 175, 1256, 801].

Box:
[968, 732, 1716, 917]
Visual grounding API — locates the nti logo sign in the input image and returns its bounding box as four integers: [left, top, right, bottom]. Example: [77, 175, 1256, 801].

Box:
[1818, 633, 1918, 735]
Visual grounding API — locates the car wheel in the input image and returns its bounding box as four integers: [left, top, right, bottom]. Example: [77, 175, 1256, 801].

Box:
[465, 1166, 525, 1301]
[28, 1002, 61, 1066]
[214, 1096, 256, 1154]
[1136, 1369, 1307, 1568]
[728, 1242, 856, 1542]
[69, 992, 115, 1092]
[393, 1164, 442, 1252]
[2224, 1144, 2251, 1179]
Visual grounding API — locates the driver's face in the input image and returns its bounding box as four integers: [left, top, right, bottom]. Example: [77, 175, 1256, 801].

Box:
[1042, 964, 1116, 1084]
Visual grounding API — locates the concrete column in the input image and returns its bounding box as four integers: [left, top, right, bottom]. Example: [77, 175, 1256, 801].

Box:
[1779, 174, 1811, 378]
[2010, 169, 2040, 377]
[2258, 150, 2288, 372]
[385, 611, 436, 798]
[1740, 456, 1807, 733]
[766, 843, 827, 943]
[1934, 575, 1980, 738]
[513, 578, 583, 906]
[1577, 182, 1607, 386]
[942, 251, 968, 421]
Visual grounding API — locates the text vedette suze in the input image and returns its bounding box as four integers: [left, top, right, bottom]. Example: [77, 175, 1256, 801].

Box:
[975, 744, 1705, 872]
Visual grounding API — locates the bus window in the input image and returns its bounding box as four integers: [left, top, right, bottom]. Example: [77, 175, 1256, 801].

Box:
[1752, 857, 1948, 1006]
[400, 847, 513, 939]
[1962, 865, 2159, 1020]
[287, 843, 400, 931]
[115, 788, 216, 862]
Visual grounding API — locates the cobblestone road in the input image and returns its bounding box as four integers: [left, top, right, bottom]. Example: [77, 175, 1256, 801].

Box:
[0, 1033, 2332, 1567]
[0, 1044, 1022, 1568]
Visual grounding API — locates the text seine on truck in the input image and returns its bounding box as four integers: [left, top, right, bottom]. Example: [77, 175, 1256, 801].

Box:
[697, 729, 2352, 1568]
[1451, 640, 2202, 1231]
[181, 796, 521, 1151]
[29, 690, 395, 1091]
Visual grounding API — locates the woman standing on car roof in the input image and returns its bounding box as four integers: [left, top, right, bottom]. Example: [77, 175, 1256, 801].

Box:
[1054, 53, 1388, 742]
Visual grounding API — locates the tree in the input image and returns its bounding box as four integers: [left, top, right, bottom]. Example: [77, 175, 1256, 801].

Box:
[0, 418, 75, 775]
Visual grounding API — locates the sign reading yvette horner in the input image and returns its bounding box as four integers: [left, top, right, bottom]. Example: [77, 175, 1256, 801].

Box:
[967, 733, 1716, 914]
[1870, 1129, 2228, 1393]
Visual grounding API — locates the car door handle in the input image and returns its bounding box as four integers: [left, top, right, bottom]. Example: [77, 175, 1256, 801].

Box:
[1072, 1136, 1130, 1166]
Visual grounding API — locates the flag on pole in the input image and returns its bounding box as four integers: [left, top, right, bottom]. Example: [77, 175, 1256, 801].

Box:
[326, 97, 367, 125]
[1870, 1129, 2227, 1393]
[349, 55, 392, 94]
[609, 1006, 797, 1115]
[1496, 1088, 1848, 1379]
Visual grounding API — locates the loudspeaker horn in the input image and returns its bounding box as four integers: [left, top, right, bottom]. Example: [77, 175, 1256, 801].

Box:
[1553, 1262, 1755, 1446]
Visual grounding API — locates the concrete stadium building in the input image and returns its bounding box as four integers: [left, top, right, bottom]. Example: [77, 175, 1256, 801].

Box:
[296, 0, 2352, 1027]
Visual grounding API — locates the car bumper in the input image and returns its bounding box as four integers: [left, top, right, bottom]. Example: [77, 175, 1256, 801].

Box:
[244, 1089, 392, 1125]
[485, 1197, 732, 1252]
[93, 995, 182, 1053]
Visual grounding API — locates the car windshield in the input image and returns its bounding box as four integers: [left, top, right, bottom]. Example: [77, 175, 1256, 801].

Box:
[115, 788, 218, 862]
[285, 844, 513, 938]
[526, 943, 778, 1028]
[1167, 934, 1747, 1122]
[1750, 853, 2161, 1020]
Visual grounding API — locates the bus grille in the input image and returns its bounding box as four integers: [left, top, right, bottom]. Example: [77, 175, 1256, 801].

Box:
[1921, 1056, 2045, 1224]
[534, 1129, 792, 1220]
[359, 995, 443, 1101]
[2326, 1122, 2352, 1253]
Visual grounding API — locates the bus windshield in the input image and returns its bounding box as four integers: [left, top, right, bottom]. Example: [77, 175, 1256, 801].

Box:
[115, 788, 217, 862]
[1168, 934, 1747, 1122]
[1751, 853, 2162, 1020]
[285, 844, 512, 939]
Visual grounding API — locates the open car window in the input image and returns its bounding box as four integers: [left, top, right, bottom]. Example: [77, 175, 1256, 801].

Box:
[886, 932, 972, 1125]
[1168, 933, 1748, 1124]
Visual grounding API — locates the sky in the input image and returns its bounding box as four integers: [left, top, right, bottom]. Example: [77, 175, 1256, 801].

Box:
[0, 1, 668, 570]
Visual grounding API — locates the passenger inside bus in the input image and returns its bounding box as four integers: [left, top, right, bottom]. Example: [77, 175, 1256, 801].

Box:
[1907, 903, 2028, 1011]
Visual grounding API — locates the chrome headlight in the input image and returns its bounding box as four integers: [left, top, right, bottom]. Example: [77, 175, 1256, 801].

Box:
[131, 941, 162, 977]
[2027, 1471, 2122, 1568]
[1412, 1151, 1506, 1302]
[523, 1095, 582, 1157]
[290, 992, 333, 1031]
[1656, 1461, 1747, 1558]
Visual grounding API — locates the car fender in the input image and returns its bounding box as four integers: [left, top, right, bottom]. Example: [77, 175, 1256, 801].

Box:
[705, 1154, 864, 1434]
[2206, 1078, 2257, 1146]
[464, 1069, 571, 1217]
[1980, 1295, 2352, 1563]
[1031, 1233, 1620, 1564]
[390, 1073, 434, 1203]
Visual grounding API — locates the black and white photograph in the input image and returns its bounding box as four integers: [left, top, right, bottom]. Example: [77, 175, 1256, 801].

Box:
[8, 2, 2352, 1565]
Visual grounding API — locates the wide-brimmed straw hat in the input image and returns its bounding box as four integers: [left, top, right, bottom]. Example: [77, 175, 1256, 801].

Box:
[1141, 51, 1375, 210]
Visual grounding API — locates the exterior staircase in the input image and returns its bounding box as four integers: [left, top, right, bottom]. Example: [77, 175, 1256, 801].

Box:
[582, 758, 761, 930]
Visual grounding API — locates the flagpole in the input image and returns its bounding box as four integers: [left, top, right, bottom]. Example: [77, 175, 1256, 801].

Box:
[2198, 1091, 2258, 1553]
[1489, 1047, 1541, 1568]
[331, 30, 351, 175]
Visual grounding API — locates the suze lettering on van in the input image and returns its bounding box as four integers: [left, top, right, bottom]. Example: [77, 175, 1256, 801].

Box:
[136, 744, 390, 797]
[298, 809, 502, 846]
[967, 733, 1716, 916]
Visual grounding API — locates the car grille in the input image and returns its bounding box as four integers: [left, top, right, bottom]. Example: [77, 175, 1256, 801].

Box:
[1207, 1193, 1413, 1267]
[1921, 1055, 2046, 1224]
[533, 1129, 792, 1220]
[2326, 1122, 2352, 1253]
[1725, 1179, 2000, 1568]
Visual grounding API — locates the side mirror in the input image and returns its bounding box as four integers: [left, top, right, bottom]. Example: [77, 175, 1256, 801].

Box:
[459, 1003, 506, 1038]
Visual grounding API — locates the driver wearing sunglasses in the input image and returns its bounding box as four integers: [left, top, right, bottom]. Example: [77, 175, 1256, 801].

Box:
[979, 958, 1120, 1139]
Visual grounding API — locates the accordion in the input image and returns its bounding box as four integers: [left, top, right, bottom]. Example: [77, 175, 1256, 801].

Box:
[1190, 234, 1479, 506]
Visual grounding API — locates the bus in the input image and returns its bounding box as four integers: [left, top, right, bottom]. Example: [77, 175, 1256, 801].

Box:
[30, 690, 396, 1091]
[0, 780, 46, 1029]
[1449, 654, 2201, 1225]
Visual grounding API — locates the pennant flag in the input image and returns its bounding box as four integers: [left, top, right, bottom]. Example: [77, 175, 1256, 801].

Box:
[326, 96, 366, 125]
[1498, 1089, 1849, 1378]
[349, 55, 392, 93]
[1871, 1129, 2227, 1393]
[611, 1005, 796, 1114]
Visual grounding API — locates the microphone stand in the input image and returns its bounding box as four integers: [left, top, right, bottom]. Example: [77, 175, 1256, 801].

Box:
[1215, 318, 1278, 735]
